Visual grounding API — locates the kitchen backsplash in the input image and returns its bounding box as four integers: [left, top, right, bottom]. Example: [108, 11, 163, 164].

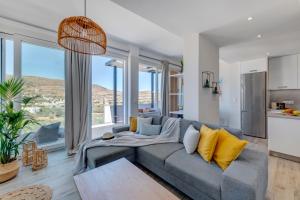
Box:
[269, 90, 300, 109]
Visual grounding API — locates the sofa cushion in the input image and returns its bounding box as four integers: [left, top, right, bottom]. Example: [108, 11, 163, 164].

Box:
[179, 119, 197, 143]
[151, 116, 163, 125]
[140, 124, 161, 136]
[197, 125, 219, 162]
[86, 146, 135, 168]
[137, 143, 184, 168]
[137, 117, 152, 133]
[165, 149, 223, 200]
[192, 121, 243, 139]
[129, 116, 137, 132]
[213, 128, 248, 170]
[139, 114, 162, 125]
[183, 125, 200, 154]
[179, 119, 243, 143]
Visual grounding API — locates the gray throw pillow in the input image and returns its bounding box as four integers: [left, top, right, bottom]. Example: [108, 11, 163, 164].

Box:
[140, 123, 161, 136]
[36, 122, 61, 144]
[137, 117, 152, 133]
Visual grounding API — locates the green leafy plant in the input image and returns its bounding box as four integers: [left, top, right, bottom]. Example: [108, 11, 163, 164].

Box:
[0, 78, 38, 164]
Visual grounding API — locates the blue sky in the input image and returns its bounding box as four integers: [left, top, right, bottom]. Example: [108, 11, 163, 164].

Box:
[5, 41, 151, 91]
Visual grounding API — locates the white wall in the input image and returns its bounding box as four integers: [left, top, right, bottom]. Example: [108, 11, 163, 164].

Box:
[183, 33, 200, 120]
[183, 33, 219, 124]
[219, 60, 241, 129]
[198, 34, 219, 124]
[128, 46, 139, 117]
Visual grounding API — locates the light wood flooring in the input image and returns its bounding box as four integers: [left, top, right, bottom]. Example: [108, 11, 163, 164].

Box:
[0, 137, 299, 200]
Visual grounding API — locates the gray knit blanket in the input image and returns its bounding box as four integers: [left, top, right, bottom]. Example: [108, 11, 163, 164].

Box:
[73, 118, 180, 175]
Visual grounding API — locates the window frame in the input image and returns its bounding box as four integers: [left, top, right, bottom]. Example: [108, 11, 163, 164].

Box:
[138, 59, 162, 110]
[91, 53, 128, 125]
[18, 39, 66, 138]
[0, 33, 14, 82]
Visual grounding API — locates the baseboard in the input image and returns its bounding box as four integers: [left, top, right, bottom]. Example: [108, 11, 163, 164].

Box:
[269, 151, 300, 163]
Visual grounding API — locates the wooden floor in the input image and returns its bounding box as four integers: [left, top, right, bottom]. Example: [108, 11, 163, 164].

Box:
[0, 137, 299, 200]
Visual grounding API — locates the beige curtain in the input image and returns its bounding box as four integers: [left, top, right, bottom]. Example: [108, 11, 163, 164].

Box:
[161, 61, 169, 116]
[65, 49, 92, 155]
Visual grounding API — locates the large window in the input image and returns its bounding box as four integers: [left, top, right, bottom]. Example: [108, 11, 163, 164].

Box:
[4, 40, 14, 80]
[138, 63, 161, 112]
[92, 56, 124, 126]
[21, 42, 65, 132]
[0, 38, 14, 81]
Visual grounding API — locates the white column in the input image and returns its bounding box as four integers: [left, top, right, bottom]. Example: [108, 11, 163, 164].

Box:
[183, 33, 200, 120]
[128, 46, 139, 117]
[183, 33, 220, 124]
[14, 36, 21, 78]
[14, 36, 22, 111]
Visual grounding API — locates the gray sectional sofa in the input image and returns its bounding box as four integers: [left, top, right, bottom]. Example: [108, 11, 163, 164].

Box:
[86, 115, 268, 200]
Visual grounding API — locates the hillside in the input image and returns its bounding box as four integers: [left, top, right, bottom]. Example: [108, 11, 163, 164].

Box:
[22, 76, 151, 105]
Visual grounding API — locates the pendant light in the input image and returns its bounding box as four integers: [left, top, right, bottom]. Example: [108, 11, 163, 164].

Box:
[57, 0, 107, 55]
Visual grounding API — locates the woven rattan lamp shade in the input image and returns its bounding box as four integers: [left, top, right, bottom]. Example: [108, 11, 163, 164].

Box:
[58, 16, 107, 55]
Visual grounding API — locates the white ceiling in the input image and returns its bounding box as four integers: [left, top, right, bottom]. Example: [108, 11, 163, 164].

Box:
[111, 0, 300, 62]
[1, 0, 300, 62]
[0, 0, 183, 58]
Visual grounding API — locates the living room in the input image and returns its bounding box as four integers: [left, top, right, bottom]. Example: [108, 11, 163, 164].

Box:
[0, 0, 299, 200]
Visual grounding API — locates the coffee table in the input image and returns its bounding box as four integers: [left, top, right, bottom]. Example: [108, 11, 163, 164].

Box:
[74, 158, 180, 200]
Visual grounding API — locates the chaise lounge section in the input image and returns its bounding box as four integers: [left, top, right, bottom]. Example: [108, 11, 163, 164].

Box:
[86, 116, 268, 200]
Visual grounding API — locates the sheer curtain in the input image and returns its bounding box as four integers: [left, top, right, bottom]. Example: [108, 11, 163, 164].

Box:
[65, 49, 92, 155]
[160, 60, 169, 116]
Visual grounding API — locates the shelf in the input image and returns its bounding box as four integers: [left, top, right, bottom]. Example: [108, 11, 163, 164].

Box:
[169, 73, 183, 78]
[169, 93, 183, 96]
[169, 110, 184, 115]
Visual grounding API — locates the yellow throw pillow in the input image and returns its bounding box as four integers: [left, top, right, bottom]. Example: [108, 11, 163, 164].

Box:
[197, 125, 219, 163]
[213, 128, 248, 170]
[129, 117, 137, 132]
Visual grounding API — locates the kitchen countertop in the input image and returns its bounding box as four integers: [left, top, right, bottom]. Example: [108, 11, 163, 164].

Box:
[267, 111, 300, 120]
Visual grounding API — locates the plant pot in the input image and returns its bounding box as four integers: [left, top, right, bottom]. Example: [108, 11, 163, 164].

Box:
[0, 160, 20, 183]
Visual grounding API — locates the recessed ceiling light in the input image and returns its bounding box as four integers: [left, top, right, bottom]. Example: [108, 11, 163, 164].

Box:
[248, 17, 253, 21]
[266, 52, 270, 56]
[257, 34, 262, 38]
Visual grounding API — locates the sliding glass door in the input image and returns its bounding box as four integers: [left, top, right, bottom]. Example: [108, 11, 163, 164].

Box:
[92, 55, 125, 135]
[21, 42, 65, 148]
[138, 63, 161, 113]
[21, 42, 65, 130]
[4, 40, 14, 80]
[0, 38, 14, 81]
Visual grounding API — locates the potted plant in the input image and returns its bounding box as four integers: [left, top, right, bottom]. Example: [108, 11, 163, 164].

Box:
[0, 78, 38, 183]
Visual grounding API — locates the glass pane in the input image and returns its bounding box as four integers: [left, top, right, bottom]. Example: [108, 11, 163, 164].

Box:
[21, 42, 65, 134]
[5, 40, 14, 80]
[92, 56, 124, 127]
[138, 64, 160, 112]
[138, 70, 152, 110]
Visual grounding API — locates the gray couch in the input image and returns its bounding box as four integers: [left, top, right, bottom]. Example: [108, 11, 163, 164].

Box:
[86, 116, 268, 200]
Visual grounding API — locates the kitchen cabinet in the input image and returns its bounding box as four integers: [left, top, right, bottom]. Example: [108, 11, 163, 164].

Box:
[240, 58, 267, 74]
[268, 116, 300, 159]
[268, 55, 298, 90]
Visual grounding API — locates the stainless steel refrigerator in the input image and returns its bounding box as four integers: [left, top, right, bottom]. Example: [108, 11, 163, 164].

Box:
[241, 72, 266, 138]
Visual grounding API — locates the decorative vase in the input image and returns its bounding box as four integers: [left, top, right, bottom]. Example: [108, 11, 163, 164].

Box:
[0, 160, 20, 183]
[204, 79, 210, 88]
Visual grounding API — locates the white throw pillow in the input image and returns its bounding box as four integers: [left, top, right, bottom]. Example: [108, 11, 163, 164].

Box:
[137, 117, 152, 133]
[140, 124, 161, 136]
[183, 125, 200, 154]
